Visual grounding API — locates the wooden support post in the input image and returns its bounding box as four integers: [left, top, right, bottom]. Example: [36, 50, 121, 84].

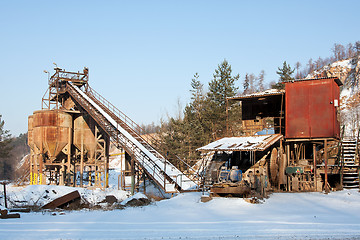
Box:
[279, 93, 284, 134]
[131, 155, 135, 196]
[324, 139, 329, 193]
[73, 151, 77, 187]
[60, 159, 65, 186]
[286, 143, 290, 166]
[104, 138, 109, 188]
[143, 172, 146, 194]
[120, 150, 123, 190]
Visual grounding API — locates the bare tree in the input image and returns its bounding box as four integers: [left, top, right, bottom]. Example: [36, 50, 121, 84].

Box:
[295, 61, 302, 78]
[307, 58, 314, 74]
[332, 43, 346, 61]
[354, 41, 360, 57]
[248, 73, 256, 93]
[315, 57, 324, 70]
[257, 70, 265, 91]
[346, 43, 354, 58]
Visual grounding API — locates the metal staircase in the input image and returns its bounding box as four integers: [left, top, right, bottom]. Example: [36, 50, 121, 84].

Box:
[66, 82, 197, 193]
[341, 139, 359, 189]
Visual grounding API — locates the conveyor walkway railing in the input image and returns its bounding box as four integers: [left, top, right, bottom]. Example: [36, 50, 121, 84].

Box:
[66, 82, 197, 193]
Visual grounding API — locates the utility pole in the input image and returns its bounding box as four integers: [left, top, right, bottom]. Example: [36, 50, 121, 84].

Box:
[1, 181, 8, 209]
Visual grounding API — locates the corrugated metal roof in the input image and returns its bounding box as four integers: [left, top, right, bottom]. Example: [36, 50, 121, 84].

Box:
[197, 134, 283, 152]
[228, 89, 284, 100]
[284, 77, 343, 86]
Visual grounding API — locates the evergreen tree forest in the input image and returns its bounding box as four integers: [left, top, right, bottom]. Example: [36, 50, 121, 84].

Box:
[0, 115, 13, 180]
[0, 115, 29, 180]
[157, 60, 243, 168]
[155, 40, 360, 169]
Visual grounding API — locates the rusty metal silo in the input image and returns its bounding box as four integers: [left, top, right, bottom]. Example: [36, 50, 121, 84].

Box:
[32, 110, 72, 161]
[73, 115, 96, 160]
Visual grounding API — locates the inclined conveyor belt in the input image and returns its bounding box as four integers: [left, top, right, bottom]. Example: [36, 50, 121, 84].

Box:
[68, 82, 197, 192]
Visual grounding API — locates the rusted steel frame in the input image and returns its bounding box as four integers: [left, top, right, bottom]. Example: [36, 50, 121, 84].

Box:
[285, 137, 337, 142]
[66, 83, 175, 192]
[52, 71, 88, 83]
[94, 127, 107, 189]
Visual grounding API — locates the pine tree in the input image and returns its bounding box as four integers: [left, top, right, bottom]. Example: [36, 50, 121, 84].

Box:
[273, 61, 295, 89]
[243, 73, 250, 95]
[207, 59, 239, 139]
[0, 115, 13, 180]
[0, 115, 12, 159]
[158, 73, 210, 166]
[189, 73, 205, 116]
[158, 116, 188, 169]
[183, 73, 210, 161]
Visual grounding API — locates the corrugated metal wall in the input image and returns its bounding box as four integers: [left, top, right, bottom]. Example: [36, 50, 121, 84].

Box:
[285, 78, 340, 139]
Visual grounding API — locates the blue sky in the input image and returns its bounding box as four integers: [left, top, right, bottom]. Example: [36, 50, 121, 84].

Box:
[1, 0, 359, 136]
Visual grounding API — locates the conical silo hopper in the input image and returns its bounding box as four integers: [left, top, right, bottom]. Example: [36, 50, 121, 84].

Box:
[73, 115, 96, 160]
[32, 110, 72, 160]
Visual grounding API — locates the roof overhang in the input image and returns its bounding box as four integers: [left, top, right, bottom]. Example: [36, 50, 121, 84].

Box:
[227, 89, 284, 101]
[197, 134, 283, 152]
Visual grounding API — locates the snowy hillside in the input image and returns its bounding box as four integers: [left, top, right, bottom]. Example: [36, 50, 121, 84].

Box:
[307, 56, 360, 137]
[1, 190, 360, 239]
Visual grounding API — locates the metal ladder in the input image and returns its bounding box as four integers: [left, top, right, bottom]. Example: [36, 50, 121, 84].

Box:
[342, 139, 359, 189]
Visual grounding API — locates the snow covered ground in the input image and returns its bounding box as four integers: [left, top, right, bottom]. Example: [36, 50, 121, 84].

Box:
[1, 189, 360, 239]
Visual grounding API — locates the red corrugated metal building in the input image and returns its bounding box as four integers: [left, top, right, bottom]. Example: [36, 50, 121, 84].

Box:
[285, 77, 342, 139]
